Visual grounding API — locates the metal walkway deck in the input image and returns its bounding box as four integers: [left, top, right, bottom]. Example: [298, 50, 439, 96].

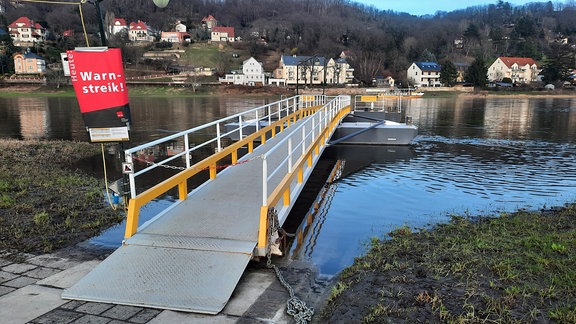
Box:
[62, 95, 350, 314]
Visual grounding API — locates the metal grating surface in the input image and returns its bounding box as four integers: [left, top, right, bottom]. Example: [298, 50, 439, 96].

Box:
[62, 243, 252, 314]
[126, 233, 256, 254]
[63, 116, 318, 314]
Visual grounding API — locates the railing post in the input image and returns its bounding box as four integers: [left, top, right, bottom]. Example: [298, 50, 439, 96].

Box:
[302, 125, 306, 156]
[239, 116, 243, 140]
[184, 134, 191, 169]
[255, 110, 260, 132]
[288, 138, 293, 173]
[126, 151, 137, 199]
[262, 155, 268, 206]
[216, 123, 222, 152]
[312, 117, 316, 142]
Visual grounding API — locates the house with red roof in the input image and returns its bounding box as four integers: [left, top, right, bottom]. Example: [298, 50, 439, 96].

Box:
[488, 57, 540, 84]
[129, 20, 154, 42]
[201, 15, 218, 30]
[211, 26, 235, 42]
[110, 18, 128, 35]
[8, 17, 46, 46]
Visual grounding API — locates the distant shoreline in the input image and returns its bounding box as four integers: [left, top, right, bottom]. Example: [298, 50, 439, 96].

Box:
[1, 84, 576, 99]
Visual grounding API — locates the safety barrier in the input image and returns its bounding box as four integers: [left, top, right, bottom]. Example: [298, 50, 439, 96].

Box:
[256, 95, 351, 255]
[123, 94, 327, 239]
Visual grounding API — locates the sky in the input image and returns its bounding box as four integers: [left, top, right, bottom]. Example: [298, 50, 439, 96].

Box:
[356, 0, 536, 16]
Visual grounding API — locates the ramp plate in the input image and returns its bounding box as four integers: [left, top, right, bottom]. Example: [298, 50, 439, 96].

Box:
[62, 242, 253, 314]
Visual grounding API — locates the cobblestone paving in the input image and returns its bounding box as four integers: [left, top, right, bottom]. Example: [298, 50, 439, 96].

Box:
[0, 250, 161, 324]
[1, 249, 324, 324]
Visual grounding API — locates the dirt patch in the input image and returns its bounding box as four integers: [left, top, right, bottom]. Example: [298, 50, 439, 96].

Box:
[319, 207, 576, 323]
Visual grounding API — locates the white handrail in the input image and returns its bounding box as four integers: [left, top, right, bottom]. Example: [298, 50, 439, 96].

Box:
[124, 94, 325, 198]
[259, 95, 350, 207]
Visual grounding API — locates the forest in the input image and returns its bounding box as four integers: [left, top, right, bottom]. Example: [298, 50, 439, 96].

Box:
[1, 0, 576, 85]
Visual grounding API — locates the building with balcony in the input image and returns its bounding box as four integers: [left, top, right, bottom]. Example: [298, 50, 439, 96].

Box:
[488, 57, 540, 84]
[407, 62, 442, 87]
[8, 17, 46, 47]
[219, 57, 266, 86]
[272, 55, 354, 86]
[129, 20, 154, 42]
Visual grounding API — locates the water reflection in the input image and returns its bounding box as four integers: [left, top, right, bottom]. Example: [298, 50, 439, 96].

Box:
[2, 95, 576, 276]
[0, 95, 274, 145]
[403, 97, 576, 141]
[288, 134, 576, 275]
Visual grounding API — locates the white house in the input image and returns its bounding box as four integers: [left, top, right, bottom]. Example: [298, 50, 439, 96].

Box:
[8, 17, 46, 46]
[110, 18, 128, 35]
[202, 15, 218, 30]
[487, 57, 540, 84]
[211, 26, 235, 42]
[407, 62, 442, 87]
[175, 20, 186, 33]
[129, 20, 154, 42]
[219, 57, 265, 86]
[272, 55, 354, 86]
[160, 32, 190, 43]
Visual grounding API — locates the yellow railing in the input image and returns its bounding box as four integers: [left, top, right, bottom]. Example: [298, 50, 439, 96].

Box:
[255, 96, 351, 255]
[124, 104, 324, 239]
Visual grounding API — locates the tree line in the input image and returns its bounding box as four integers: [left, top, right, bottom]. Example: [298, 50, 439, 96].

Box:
[1, 0, 576, 86]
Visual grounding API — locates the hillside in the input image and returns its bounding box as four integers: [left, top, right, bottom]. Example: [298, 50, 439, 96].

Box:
[1, 0, 576, 84]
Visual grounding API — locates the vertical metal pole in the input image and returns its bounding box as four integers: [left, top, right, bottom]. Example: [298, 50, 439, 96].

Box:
[184, 133, 191, 168]
[120, 142, 129, 203]
[126, 150, 136, 199]
[296, 64, 299, 96]
[312, 118, 316, 141]
[216, 123, 222, 152]
[239, 116, 243, 140]
[302, 125, 306, 155]
[288, 138, 293, 173]
[262, 155, 268, 206]
[255, 110, 260, 132]
[323, 60, 326, 96]
[93, 0, 107, 46]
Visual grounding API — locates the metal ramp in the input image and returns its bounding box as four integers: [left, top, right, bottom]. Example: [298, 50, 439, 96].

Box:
[63, 95, 351, 314]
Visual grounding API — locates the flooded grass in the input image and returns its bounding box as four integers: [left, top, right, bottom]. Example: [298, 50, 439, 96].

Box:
[0, 139, 124, 254]
[320, 207, 576, 323]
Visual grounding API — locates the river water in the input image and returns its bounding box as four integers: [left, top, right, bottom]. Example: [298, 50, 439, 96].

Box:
[2, 95, 575, 276]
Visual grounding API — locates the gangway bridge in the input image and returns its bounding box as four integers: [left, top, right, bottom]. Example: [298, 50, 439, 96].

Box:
[63, 94, 351, 314]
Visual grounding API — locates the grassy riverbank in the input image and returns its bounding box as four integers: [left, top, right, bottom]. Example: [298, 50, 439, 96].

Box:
[1, 140, 575, 322]
[320, 207, 576, 323]
[2, 84, 576, 98]
[0, 84, 292, 97]
[0, 139, 123, 254]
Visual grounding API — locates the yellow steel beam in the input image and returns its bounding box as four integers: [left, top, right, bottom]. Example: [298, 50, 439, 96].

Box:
[124, 105, 324, 239]
[256, 105, 351, 251]
[360, 95, 378, 102]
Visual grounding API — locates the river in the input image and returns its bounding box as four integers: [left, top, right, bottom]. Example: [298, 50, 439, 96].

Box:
[1, 94, 575, 276]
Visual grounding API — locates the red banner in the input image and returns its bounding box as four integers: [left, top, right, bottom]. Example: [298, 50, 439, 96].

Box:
[67, 47, 131, 130]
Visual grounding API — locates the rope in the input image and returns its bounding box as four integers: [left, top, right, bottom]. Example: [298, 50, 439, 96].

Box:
[78, 2, 90, 46]
[18, 0, 92, 47]
[266, 208, 314, 323]
[132, 154, 263, 172]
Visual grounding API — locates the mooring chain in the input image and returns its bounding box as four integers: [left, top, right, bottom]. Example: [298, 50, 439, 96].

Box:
[133, 154, 263, 172]
[266, 208, 314, 324]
